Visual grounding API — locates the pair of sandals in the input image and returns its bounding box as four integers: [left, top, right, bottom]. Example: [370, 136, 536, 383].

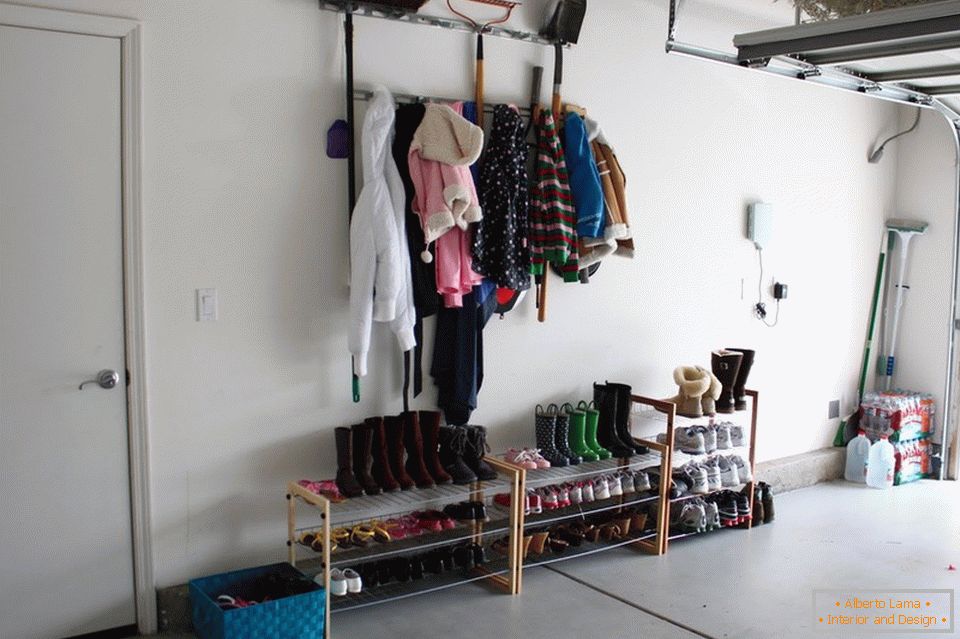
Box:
[299, 520, 398, 553]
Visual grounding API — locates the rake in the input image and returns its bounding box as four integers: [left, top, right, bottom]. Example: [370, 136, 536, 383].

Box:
[446, 0, 521, 128]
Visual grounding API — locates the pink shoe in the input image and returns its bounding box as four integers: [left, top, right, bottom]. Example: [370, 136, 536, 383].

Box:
[504, 448, 538, 470]
[539, 487, 559, 510]
[524, 448, 551, 469]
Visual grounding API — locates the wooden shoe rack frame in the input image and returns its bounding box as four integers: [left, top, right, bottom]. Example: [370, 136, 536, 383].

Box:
[286, 435, 673, 638]
[630, 390, 759, 550]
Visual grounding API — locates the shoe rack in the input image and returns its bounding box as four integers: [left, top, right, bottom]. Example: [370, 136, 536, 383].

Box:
[286, 457, 524, 639]
[517, 437, 670, 585]
[631, 391, 759, 551]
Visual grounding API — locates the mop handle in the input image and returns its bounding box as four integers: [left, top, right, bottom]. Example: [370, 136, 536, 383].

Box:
[884, 234, 914, 389]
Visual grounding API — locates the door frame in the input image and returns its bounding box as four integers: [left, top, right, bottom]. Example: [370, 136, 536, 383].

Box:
[0, 4, 155, 633]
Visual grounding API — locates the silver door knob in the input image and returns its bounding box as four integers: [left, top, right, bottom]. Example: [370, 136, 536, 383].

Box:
[79, 369, 120, 390]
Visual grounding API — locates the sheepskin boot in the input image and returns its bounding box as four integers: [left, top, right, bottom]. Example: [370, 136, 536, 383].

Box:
[711, 350, 744, 414]
[697, 366, 722, 417]
[438, 425, 478, 485]
[419, 411, 453, 485]
[727, 348, 755, 411]
[665, 366, 712, 418]
[351, 423, 382, 496]
[334, 427, 365, 498]
[384, 415, 416, 491]
[365, 416, 400, 492]
[401, 411, 436, 489]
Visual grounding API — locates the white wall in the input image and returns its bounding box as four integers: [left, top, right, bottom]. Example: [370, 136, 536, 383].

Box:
[7, 0, 911, 586]
[892, 108, 958, 442]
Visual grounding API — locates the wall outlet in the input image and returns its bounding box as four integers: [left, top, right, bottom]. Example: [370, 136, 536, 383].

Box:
[828, 399, 840, 419]
[196, 288, 218, 322]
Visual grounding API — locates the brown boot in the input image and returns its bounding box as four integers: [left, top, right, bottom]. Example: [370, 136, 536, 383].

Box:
[711, 350, 743, 414]
[366, 416, 399, 492]
[418, 411, 452, 485]
[401, 412, 435, 489]
[334, 427, 364, 498]
[351, 423, 381, 496]
[384, 415, 416, 490]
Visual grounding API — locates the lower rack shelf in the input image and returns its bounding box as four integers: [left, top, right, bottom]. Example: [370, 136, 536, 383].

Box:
[523, 530, 659, 570]
[328, 556, 512, 614]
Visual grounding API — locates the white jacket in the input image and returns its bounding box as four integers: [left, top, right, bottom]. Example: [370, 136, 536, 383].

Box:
[348, 86, 416, 376]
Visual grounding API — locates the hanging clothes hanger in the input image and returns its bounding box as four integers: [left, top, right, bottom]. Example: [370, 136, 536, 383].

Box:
[445, 0, 521, 129]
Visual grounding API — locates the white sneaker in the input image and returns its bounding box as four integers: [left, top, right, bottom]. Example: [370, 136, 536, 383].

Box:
[328, 569, 348, 596]
[717, 456, 741, 487]
[593, 476, 611, 500]
[608, 474, 624, 497]
[682, 464, 709, 495]
[620, 471, 636, 494]
[730, 425, 745, 447]
[703, 500, 721, 530]
[715, 423, 733, 450]
[675, 427, 706, 454]
[731, 455, 753, 483]
[581, 480, 595, 503]
[634, 470, 652, 491]
[697, 425, 718, 453]
[705, 458, 723, 491]
[343, 568, 363, 594]
[568, 482, 583, 505]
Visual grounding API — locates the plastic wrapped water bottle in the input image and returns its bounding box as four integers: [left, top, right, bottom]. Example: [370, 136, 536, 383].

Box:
[866, 435, 895, 489]
[845, 431, 871, 483]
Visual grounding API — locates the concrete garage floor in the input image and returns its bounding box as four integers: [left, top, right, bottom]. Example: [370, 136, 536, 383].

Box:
[155, 480, 960, 639]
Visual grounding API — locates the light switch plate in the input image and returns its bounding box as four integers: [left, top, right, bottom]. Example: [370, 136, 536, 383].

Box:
[196, 288, 218, 322]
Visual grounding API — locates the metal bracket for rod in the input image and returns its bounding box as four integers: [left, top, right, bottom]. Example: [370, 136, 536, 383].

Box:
[318, 0, 560, 46]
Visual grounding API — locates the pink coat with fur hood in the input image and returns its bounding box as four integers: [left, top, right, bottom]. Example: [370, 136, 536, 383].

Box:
[408, 103, 484, 308]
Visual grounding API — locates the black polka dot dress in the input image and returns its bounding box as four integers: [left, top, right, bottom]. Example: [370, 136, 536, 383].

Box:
[472, 105, 531, 291]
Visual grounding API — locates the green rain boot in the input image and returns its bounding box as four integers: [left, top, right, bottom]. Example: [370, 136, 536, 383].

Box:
[564, 403, 599, 462]
[578, 400, 611, 460]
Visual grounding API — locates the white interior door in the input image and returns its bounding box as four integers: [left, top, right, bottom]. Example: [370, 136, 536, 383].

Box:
[0, 24, 136, 639]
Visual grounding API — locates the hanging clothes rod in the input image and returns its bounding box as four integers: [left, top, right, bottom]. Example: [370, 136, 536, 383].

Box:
[352, 88, 532, 117]
[319, 0, 563, 47]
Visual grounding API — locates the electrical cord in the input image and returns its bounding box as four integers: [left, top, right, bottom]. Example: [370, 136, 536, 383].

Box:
[755, 249, 779, 327]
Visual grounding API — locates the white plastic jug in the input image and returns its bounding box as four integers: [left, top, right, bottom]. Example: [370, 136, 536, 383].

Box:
[866, 435, 895, 489]
[845, 431, 871, 483]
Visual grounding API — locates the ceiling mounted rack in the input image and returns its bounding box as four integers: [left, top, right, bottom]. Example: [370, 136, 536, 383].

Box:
[318, 0, 560, 46]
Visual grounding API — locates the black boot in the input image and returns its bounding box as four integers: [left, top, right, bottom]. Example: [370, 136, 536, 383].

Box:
[592, 383, 634, 458]
[759, 481, 775, 523]
[401, 412, 435, 489]
[334, 427, 365, 498]
[351, 423, 382, 496]
[606, 382, 648, 455]
[438, 425, 478, 485]
[711, 350, 743, 414]
[553, 409, 581, 465]
[464, 425, 499, 481]
[727, 348, 755, 411]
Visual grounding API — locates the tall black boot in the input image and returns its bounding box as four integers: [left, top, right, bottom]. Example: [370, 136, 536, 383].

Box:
[334, 427, 365, 498]
[592, 383, 634, 458]
[727, 348, 755, 411]
[606, 382, 648, 455]
[464, 425, 498, 480]
[438, 426, 478, 485]
[351, 423, 382, 496]
[711, 350, 743, 414]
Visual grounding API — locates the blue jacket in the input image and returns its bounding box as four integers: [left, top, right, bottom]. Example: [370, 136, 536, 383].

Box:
[564, 112, 605, 239]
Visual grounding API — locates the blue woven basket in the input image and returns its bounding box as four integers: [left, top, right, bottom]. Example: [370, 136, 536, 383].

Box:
[190, 563, 325, 639]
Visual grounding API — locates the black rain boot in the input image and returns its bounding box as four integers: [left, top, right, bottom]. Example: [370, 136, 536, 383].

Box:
[366, 416, 400, 492]
[727, 348, 755, 411]
[401, 411, 435, 489]
[553, 407, 581, 465]
[419, 411, 453, 485]
[535, 404, 568, 467]
[464, 425, 499, 481]
[592, 383, 634, 458]
[334, 427, 365, 498]
[759, 481, 775, 523]
[351, 423, 382, 496]
[607, 382, 648, 455]
[711, 350, 743, 414]
[438, 425, 478, 485]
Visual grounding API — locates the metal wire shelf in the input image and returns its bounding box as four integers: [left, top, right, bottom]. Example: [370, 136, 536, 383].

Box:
[668, 524, 748, 542]
[669, 483, 751, 503]
[523, 453, 662, 490]
[522, 491, 660, 530]
[327, 556, 512, 614]
[522, 530, 659, 570]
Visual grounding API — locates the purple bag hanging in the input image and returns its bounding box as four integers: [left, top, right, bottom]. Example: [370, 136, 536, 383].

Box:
[326, 119, 349, 159]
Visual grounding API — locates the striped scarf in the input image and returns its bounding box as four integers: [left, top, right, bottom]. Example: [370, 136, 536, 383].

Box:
[529, 109, 579, 281]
